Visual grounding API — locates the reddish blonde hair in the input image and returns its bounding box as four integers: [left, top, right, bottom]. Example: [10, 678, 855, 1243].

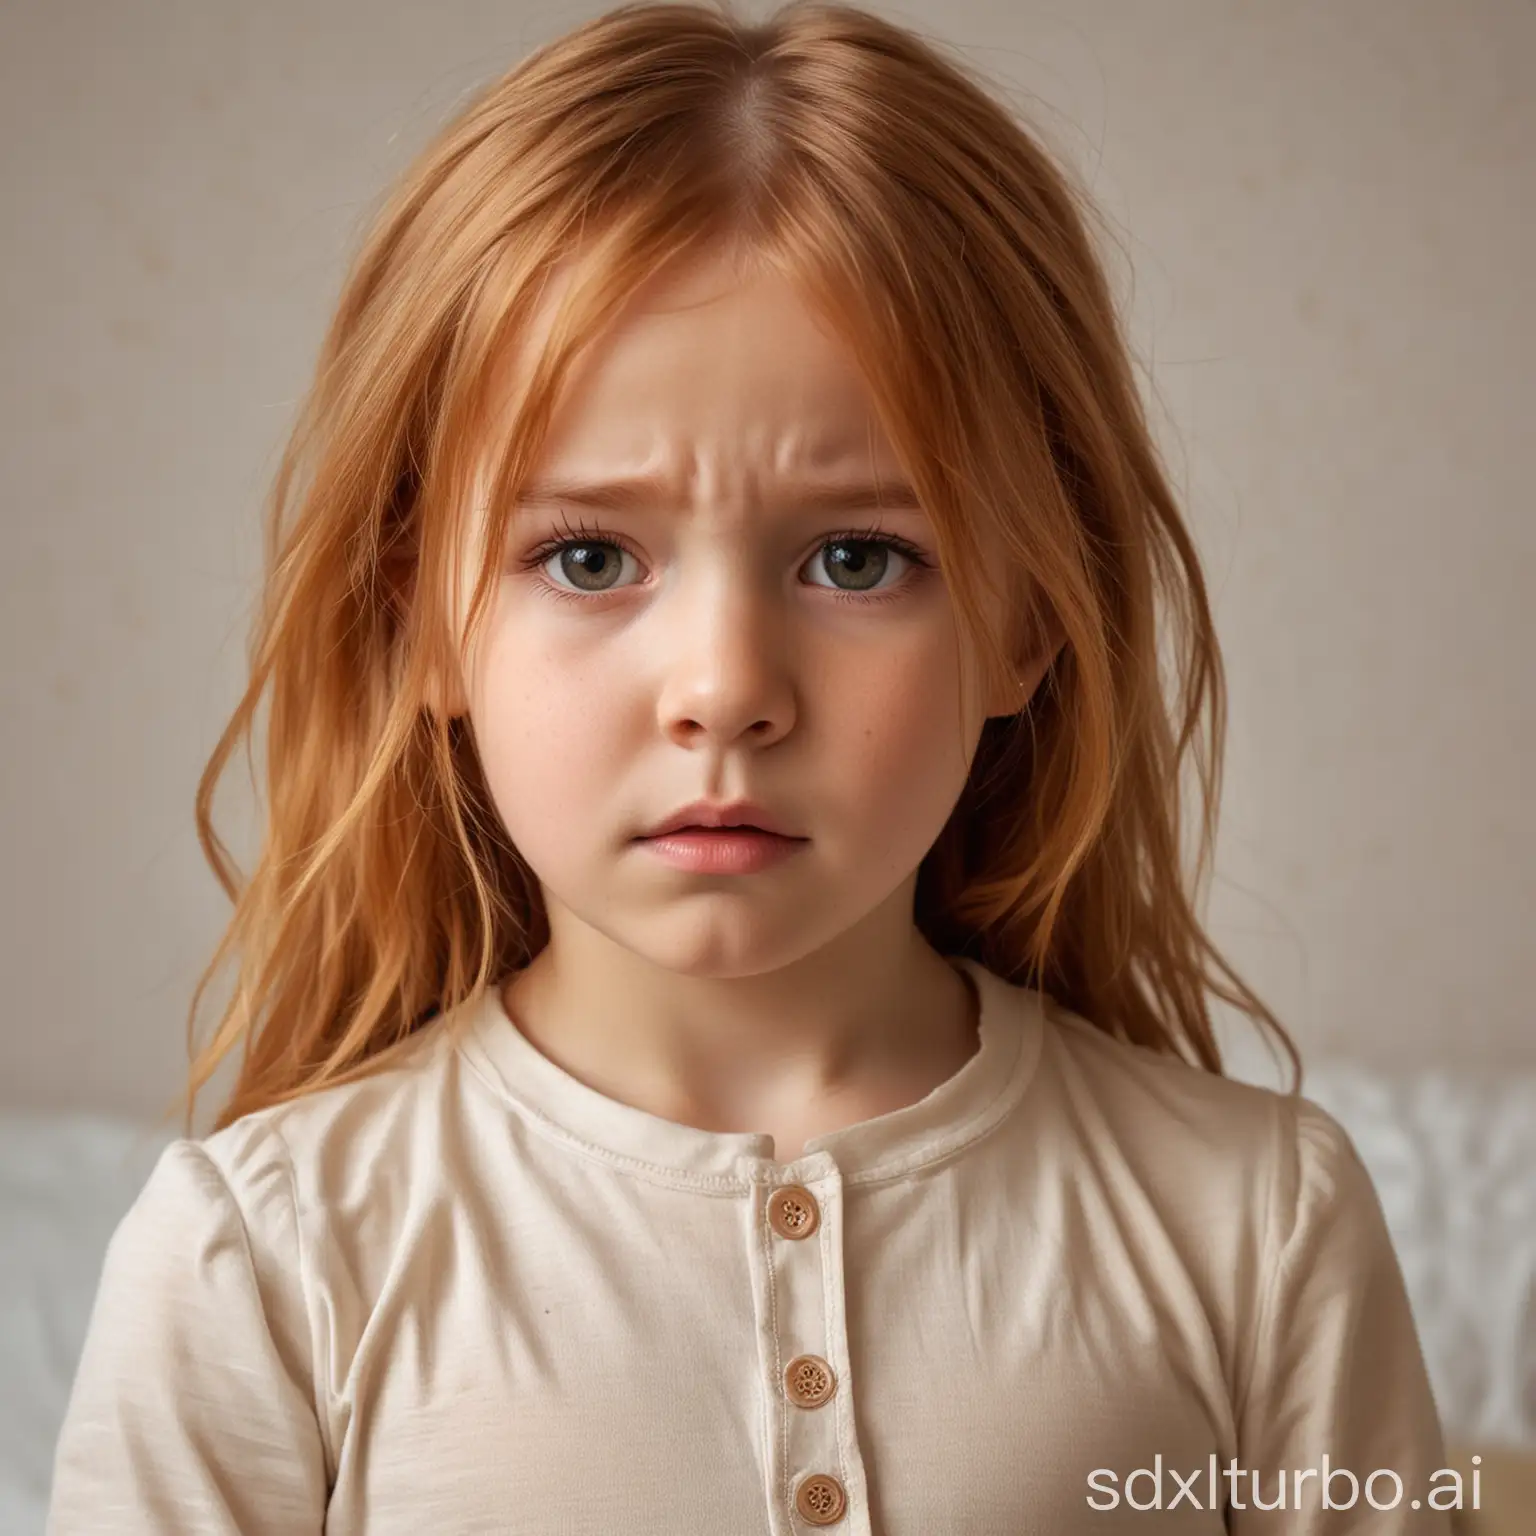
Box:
[179, 0, 1297, 1134]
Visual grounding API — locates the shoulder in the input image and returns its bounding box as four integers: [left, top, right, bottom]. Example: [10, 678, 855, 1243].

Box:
[54, 1130, 339, 1522]
[195, 1014, 465, 1212]
[1025, 996, 1403, 1409]
[78, 1132, 324, 1453]
[1032, 994, 1370, 1236]
[105, 1021, 457, 1323]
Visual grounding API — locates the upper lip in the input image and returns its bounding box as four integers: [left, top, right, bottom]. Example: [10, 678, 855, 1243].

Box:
[641, 800, 802, 838]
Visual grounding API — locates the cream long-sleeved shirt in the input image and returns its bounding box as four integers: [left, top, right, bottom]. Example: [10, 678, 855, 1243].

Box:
[48, 956, 1453, 1533]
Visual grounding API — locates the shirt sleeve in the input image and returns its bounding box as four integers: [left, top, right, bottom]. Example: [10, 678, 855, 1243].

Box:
[1232, 1096, 1453, 1533]
[46, 1133, 329, 1534]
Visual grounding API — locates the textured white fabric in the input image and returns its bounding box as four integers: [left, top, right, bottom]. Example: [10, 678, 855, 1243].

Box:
[45, 958, 1452, 1533]
[1299, 1063, 1536, 1453]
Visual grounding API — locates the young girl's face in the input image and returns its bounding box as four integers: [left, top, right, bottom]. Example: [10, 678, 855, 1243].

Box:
[457, 247, 1024, 979]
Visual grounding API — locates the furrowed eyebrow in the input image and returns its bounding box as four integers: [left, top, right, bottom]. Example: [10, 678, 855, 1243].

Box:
[516, 472, 924, 513]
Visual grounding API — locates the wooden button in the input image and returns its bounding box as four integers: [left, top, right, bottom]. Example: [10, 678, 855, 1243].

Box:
[794, 1472, 847, 1525]
[784, 1353, 836, 1407]
[767, 1184, 820, 1240]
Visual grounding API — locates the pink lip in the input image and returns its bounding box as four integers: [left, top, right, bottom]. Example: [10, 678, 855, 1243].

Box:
[642, 798, 796, 838]
[638, 828, 807, 875]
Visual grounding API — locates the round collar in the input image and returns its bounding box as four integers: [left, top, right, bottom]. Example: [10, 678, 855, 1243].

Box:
[453, 954, 1042, 1190]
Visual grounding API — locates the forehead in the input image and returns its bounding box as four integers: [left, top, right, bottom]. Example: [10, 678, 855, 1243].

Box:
[497, 248, 908, 492]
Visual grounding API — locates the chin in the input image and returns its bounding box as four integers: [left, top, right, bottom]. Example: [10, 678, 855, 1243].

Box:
[608, 907, 845, 981]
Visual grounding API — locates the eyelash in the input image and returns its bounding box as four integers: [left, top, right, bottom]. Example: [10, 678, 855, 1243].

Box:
[516, 511, 934, 607]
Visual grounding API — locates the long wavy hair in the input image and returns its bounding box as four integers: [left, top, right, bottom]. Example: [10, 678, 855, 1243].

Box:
[177, 0, 1299, 1135]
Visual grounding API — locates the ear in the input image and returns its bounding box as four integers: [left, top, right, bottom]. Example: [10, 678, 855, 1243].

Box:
[984, 600, 1067, 720]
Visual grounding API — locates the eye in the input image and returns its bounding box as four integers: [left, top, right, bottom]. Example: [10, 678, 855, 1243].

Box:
[517, 512, 644, 598]
[540, 539, 638, 594]
[801, 523, 932, 602]
[516, 514, 933, 604]
[805, 536, 910, 594]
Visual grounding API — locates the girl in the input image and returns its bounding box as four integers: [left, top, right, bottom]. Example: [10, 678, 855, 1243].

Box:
[49, 2, 1451, 1531]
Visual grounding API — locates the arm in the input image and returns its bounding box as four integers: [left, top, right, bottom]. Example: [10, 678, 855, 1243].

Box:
[46, 1137, 328, 1534]
[1232, 1097, 1454, 1533]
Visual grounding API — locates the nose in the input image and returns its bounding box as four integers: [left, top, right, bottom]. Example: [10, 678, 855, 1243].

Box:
[653, 566, 796, 750]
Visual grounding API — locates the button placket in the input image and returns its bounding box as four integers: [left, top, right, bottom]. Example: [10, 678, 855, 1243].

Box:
[752, 1155, 866, 1529]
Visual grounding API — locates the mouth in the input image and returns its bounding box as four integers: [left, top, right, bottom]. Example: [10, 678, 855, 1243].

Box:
[638, 801, 805, 840]
[635, 824, 809, 873]
[643, 824, 778, 836]
[636, 825, 807, 843]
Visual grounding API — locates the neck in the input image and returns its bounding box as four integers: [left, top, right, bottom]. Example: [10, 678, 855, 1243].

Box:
[499, 882, 978, 1139]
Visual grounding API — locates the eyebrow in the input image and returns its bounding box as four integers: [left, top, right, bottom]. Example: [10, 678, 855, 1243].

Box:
[516, 471, 924, 514]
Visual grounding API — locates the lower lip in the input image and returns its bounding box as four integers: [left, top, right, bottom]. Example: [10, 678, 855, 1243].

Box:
[637, 828, 807, 874]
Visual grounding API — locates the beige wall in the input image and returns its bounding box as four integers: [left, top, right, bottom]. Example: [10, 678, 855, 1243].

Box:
[2, 0, 1530, 1122]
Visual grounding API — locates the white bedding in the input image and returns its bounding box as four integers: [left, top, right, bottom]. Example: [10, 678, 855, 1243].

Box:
[1299, 1062, 1536, 1454]
[3, 1067, 1533, 1532]
[0, 1111, 171, 1535]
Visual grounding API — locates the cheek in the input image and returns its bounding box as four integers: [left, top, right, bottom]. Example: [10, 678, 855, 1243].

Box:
[824, 634, 978, 825]
[466, 596, 983, 861]
[468, 618, 622, 848]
